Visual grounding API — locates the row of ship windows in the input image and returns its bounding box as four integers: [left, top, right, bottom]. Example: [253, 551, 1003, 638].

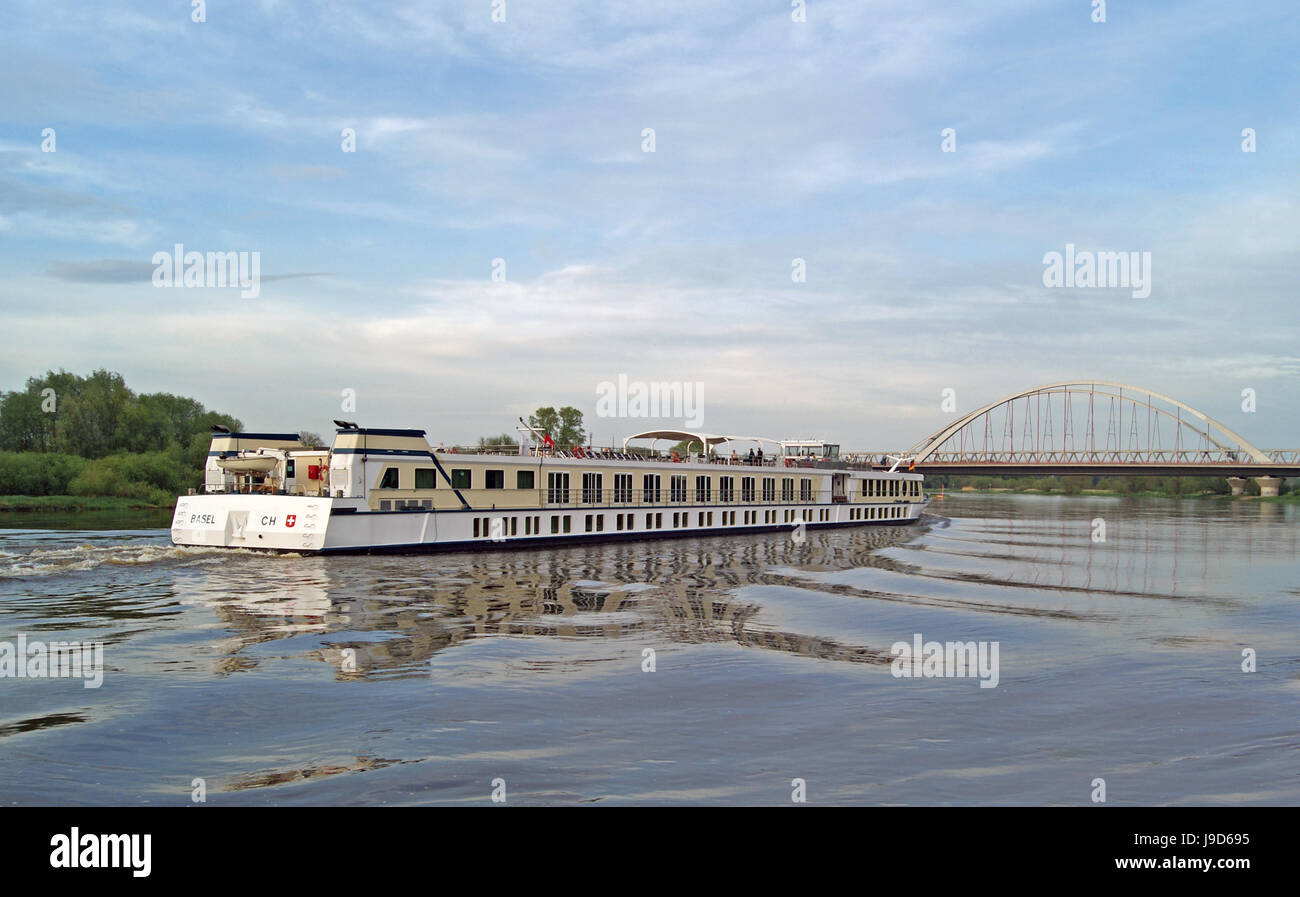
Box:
[379, 467, 920, 501]
[469, 504, 908, 538]
[545, 473, 818, 503]
[850, 505, 909, 520]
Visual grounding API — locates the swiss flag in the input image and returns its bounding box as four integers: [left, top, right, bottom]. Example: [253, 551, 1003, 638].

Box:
[286, 514, 297, 528]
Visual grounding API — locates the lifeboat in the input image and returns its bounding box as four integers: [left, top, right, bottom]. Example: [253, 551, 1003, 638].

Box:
[216, 453, 280, 473]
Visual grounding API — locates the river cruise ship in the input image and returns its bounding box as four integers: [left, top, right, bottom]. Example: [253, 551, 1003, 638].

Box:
[170, 423, 927, 554]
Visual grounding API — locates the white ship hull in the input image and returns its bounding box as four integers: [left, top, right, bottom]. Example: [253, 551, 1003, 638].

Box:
[172, 493, 928, 555]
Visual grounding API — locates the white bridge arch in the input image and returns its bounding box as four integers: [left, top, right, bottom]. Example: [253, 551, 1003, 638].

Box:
[905, 381, 1274, 466]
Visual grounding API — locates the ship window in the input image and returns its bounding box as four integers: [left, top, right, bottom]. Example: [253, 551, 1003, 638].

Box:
[548, 472, 569, 504]
[642, 474, 661, 504]
[800, 478, 813, 501]
[451, 469, 472, 489]
[719, 477, 734, 502]
[486, 470, 505, 489]
[582, 472, 603, 504]
[415, 468, 437, 489]
[614, 474, 633, 503]
[563, 515, 572, 533]
[378, 468, 400, 489]
[695, 476, 711, 503]
[781, 478, 794, 501]
[551, 516, 559, 534]
[670, 475, 687, 503]
[517, 470, 535, 490]
[762, 477, 775, 502]
[741, 477, 755, 502]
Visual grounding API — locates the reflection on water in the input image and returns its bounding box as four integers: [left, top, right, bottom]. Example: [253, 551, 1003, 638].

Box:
[181, 523, 925, 679]
[1, 496, 1297, 805]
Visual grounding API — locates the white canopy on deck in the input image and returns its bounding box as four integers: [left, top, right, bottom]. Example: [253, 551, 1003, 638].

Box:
[621, 430, 782, 455]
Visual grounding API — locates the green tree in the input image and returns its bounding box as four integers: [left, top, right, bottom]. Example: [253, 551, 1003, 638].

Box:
[556, 406, 585, 446]
[528, 407, 560, 440]
[477, 433, 519, 449]
[55, 370, 133, 458]
[118, 400, 172, 453]
[528, 406, 585, 447]
[0, 390, 49, 452]
[138, 393, 207, 446]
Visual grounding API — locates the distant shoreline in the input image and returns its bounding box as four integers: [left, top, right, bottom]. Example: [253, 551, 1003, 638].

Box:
[936, 488, 1297, 501]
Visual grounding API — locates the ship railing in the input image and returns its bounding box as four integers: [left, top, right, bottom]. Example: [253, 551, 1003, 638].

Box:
[201, 483, 328, 497]
[439, 446, 795, 466]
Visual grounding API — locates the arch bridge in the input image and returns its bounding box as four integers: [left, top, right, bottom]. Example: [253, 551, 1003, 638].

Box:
[868, 381, 1299, 494]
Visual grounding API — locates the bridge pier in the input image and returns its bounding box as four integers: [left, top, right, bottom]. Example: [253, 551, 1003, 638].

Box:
[1227, 477, 1248, 496]
[1255, 476, 1283, 497]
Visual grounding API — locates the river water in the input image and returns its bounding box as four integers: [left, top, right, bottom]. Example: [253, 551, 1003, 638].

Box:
[1, 495, 1296, 805]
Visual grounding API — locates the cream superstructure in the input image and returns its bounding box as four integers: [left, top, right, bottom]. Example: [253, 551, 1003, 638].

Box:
[172, 425, 927, 554]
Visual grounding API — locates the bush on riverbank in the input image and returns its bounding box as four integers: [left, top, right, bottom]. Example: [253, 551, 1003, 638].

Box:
[67, 451, 191, 505]
[0, 451, 87, 496]
[0, 450, 191, 506]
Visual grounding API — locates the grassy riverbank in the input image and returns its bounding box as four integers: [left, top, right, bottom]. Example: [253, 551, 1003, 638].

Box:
[0, 494, 173, 512]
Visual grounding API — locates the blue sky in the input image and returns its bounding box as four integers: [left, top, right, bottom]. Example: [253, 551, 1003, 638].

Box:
[1, 0, 1297, 448]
